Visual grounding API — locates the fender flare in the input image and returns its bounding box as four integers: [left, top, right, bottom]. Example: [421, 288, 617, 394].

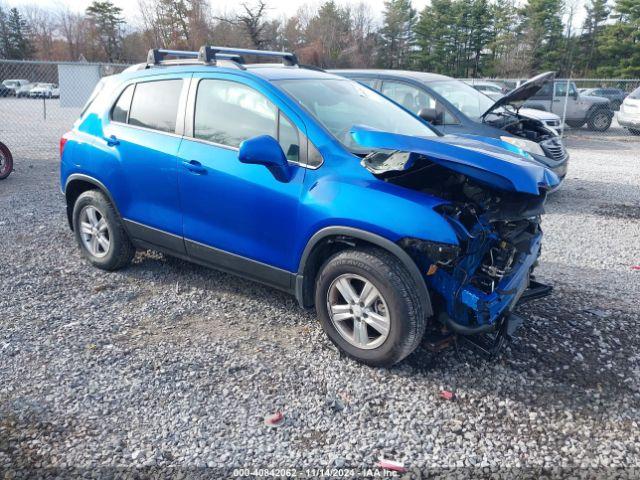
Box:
[63, 174, 124, 229]
[296, 226, 433, 316]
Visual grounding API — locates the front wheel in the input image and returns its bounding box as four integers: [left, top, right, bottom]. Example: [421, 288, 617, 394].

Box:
[0, 142, 13, 180]
[72, 190, 135, 271]
[314, 247, 427, 367]
[587, 110, 612, 131]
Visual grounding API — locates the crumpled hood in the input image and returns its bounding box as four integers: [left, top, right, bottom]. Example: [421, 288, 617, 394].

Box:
[351, 125, 559, 195]
[482, 71, 555, 118]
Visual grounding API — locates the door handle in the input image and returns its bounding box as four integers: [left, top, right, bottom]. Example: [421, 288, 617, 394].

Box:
[182, 160, 207, 174]
[104, 135, 119, 146]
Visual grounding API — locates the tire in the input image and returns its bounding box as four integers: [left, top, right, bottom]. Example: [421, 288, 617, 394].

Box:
[0, 142, 13, 180]
[587, 110, 612, 131]
[72, 190, 135, 271]
[629, 129, 640, 136]
[565, 120, 585, 129]
[314, 247, 427, 367]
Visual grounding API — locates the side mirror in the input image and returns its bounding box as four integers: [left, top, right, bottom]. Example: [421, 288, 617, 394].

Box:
[238, 135, 291, 182]
[572, 91, 579, 100]
[418, 107, 440, 124]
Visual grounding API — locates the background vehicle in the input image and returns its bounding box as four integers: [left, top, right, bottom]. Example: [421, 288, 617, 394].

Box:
[2, 79, 30, 96]
[0, 141, 13, 180]
[581, 87, 627, 110]
[28, 83, 60, 98]
[466, 80, 508, 101]
[523, 80, 613, 131]
[618, 86, 640, 135]
[61, 46, 557, 367]
[15, 83, 34, 98]
[0, 84, 11, 97]
[333, 70, 568, 184]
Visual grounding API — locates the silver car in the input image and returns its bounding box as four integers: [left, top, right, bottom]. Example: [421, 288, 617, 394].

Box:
[618, 86, 640, 135]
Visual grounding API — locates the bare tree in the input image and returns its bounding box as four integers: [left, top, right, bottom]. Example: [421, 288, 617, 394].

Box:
[57, 8, 87, 60]
[215, 0, 269, 49]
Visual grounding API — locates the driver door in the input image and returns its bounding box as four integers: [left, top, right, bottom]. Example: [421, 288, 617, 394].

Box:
[177, 76, 306, 285]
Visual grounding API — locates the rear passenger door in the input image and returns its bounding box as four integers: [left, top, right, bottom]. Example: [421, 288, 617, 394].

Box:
[176, 75, 306, 285]
[103, 76, 190, 252]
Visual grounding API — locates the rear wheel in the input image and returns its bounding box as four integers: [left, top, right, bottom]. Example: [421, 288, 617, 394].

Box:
[587, 110, 612, 131]
[72, 190, 135, 271]
[0, 142, 13, 180]
[314, 247, 427, 367]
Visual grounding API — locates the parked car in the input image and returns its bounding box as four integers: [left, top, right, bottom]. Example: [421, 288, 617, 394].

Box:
[15, 83, 35, 98]
[581, 87, 627, 110]
[0, 84, 11, 97]
[523, 80, 613, 131]
[61, 46, 557, 367]
[29, 83, 60, 98]
[618, 86, 640, 135]
[466, 80, 507, 101]
[2, 79, 30, 96]
[332, 70, 568, 185]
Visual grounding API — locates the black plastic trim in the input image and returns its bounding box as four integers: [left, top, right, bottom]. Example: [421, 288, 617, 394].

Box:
[296, 226, 433, 316]
[64, 174, 124, 230]
[123, 219, 186, 255]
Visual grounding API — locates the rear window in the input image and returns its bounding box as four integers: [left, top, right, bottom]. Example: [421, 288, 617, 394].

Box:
[128, 80, 183, 133]
[111, 84, 134, 123]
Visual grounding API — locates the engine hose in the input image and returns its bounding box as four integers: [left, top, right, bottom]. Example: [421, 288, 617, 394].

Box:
[439, 312, 496, 335]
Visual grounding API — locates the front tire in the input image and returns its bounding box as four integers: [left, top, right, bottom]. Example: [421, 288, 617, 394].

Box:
[587, 110, 612, 131]
[72, 190, 135, 271]
[314, 247, 427, 367]
[0, 142, 13, 180]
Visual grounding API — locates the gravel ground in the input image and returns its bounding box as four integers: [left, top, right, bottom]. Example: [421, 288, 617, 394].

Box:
[1, 137, 639, 478]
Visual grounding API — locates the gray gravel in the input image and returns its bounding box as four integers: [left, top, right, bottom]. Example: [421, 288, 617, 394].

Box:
[1, 137, 639, 478]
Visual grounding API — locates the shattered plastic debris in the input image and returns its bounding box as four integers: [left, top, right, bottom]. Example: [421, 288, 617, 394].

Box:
[263, 411, 285, 427]
[376, 458, 407, 473]
[439, 390, 456, 401]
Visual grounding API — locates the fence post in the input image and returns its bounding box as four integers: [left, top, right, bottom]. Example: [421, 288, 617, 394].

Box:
[42, 95, 47, 120]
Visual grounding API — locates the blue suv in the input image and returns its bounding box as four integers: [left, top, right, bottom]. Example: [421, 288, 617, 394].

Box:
[60, 47, 558, 366]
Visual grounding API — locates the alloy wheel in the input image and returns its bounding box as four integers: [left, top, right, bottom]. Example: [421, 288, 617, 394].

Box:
[326, 274, 391, 350]
[79, 205, 110, 258]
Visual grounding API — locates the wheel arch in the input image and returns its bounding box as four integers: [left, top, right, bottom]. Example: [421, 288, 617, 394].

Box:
[295, 226, 433, 317]
[64, 174, 122, 231]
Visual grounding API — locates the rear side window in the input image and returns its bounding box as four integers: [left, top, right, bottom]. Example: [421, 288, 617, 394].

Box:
[111, 84, 134, 123]
[194, 79, 277, 148]
[128, 80, 183, 133]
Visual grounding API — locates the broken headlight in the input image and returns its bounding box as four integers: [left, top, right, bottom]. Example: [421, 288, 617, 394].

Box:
[399, 238, 461, 266]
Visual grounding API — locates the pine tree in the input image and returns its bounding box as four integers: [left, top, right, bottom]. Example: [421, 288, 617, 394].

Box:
[581, 0, 609, 75]
[86, 0, 124, 62]
[4, 8, 34, 59]
[597, 0, 640, 77]
[521, 0, 565, 72]
[378, 0, 416, 69]
[0, 7, 10, 58]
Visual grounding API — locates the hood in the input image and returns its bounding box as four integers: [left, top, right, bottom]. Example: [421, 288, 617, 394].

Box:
[350, 126, 559, 195]
[584, 95, 610, 105]
[482, 71, 555, 118]
[518, 107, 560, 122]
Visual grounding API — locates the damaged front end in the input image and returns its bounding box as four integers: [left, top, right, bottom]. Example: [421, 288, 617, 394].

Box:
[352, 126, 557, 340]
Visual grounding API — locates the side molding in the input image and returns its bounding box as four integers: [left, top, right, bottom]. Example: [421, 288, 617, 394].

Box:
[296, 226, 433, 316]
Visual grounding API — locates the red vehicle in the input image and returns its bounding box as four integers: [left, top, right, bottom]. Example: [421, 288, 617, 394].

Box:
[0, 141, 13, 179]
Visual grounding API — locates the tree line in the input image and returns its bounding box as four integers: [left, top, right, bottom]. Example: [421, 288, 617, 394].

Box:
[0, 0, 638, 78]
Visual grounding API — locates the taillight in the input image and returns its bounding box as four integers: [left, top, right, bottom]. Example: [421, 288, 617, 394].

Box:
[59, 135, 69, 158]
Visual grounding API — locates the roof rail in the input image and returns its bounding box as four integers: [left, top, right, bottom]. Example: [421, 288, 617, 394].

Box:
[198, 46, 298, 67]
[146, 48, 244, 67]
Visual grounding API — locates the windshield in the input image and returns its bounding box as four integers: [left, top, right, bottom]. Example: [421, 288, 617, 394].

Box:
[276, 78, 437, 150]
[629, 87, 640, 99]
[429, 79, 496, 120]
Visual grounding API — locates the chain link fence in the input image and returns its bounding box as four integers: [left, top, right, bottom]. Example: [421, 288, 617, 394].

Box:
[0, 60, 130, 160]
[2, 61, 638, 162]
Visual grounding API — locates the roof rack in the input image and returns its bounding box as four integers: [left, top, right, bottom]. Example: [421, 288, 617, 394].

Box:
[146, 48, 245, 67]
[198, 46, 298, 67]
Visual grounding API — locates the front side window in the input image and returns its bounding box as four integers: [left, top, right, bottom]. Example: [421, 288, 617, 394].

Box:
[428, 79, 495, 120]
[381, 80, 457, 125]
[277, 78, 437, 151]
[128, 79, 183, 133]
[111, 84, 134, 123]
[195, 79, 277, 148]
[554, 82, 577, 98]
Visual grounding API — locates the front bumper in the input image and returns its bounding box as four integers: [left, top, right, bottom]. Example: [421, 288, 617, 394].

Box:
[618, 109, 640, 129]
[427, 228, 543, 333]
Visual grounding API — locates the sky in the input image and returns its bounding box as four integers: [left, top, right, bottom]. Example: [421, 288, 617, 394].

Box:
[4, 0, 431, 26]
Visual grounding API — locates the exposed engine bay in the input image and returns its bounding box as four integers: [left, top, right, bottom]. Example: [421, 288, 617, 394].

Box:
[485, 111, 557, 143]
[365, 151, 547, 333]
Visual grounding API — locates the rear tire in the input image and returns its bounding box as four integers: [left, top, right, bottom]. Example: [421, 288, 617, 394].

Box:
[587, 110, 612, 131]
[314, 247, 427, 367]
[0, 142, 13, 180]
[72, 190, 135, 271]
